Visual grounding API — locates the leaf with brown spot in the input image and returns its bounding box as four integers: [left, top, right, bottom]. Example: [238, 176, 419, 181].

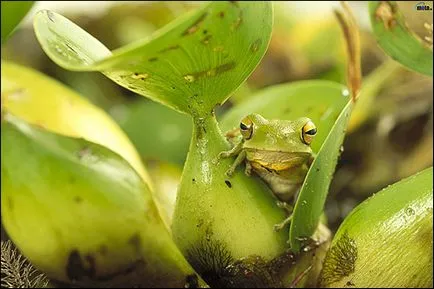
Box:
[33, 1, 273, 117]
[369, 1, 433, 76]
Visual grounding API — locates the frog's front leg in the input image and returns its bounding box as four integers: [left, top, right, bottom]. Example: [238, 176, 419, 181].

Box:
[215, 139, 242, 164]
[273, 214, 293, 232]
[217, 140, 246, 177]
[225, 150, 247, 177]
[276, 201, 293, 213]
[245, 161, 252, 176]
[217, 138, 243, 159]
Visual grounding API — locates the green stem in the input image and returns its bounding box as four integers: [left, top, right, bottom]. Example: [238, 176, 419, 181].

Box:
[172, 113, 289, 286]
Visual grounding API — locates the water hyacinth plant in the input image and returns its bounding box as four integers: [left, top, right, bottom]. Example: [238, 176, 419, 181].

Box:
[1, 1, 432, 288]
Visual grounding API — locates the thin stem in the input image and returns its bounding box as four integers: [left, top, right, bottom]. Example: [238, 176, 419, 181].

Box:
[334, 2, 362, 102]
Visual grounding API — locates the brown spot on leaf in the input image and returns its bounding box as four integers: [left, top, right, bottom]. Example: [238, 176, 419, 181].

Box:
[319, 231, 358, 286]
[66, 250, 96, 281]
[184, 61, 236, 82]
[128, 233, 142, 252]
[213, 45, 225, 52]
[73, 196, 83, 203]
[185, 274, 199, 288]
[131, 73, 149, 80]
[183, 13, 208, 36]
[98, 245, 108, 256]
[375, 1, 397, 30]
[47, 11, 55, 22]
[250, 39, 262, 52]
[7, 197, 13, 210]
[65, 42, 76, 53]
[201, 34, 212, 45]
[232, 16, 243, 30]
[76, 147, 91, 160]
[186, 237, 234, 286]
[158, 44, 180, 53]
[222, 255, 281, 287]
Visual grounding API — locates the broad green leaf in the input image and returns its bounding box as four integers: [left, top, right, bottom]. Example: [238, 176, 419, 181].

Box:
[369, 1, 433, 76]
[290, 100, 353, 252]
[1, 114, 207, 287]
[33, 1, 273, 116]
[118, 99, 192, 165]
[319, 167, 433, 287]
[219, 80, 350, 153]
[1, 1, 34, 44]
[1, 60, 152, 190]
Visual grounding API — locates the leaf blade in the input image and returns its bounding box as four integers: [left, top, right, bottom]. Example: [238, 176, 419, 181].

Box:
[1, 114, 207, 287]
[33, 2, 274, 116]
[1, 60, 152, 188]
[369, 1, 433, 76]
[289, 100, 353, 252]
[319, 167, 433, 287]
[1, 1, 34, 44]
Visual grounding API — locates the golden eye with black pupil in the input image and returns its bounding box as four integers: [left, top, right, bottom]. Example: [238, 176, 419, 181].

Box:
[302, 120, 317, 145]
[240, 116, 253, 140]
[240, 122, 249, 130]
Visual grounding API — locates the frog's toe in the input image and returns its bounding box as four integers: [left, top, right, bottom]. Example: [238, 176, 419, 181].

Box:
[218, 151, 230, 159]
[273, 215, 293, 232]
[276, 201, 293, 213]
[273, 223, 284, 232]
[225, 169, 234, 177]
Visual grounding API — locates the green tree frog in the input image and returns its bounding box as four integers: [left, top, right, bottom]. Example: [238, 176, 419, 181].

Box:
[218, 113, 317, 231]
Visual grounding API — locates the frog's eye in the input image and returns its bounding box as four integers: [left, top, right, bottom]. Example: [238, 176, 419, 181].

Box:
[240, 116, 253, 140]
[302, 120, 317, 145]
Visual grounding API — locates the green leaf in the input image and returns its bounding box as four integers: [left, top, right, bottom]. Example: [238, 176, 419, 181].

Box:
[1, 1, 34, 44]
[219, 80, 350, 153]
[1, 60, 153, 192]
[118, 100, 192, 165]
[319, 167, 433, 287]
[369, 1, 433, 76]
[1, 114, 207, 287]
[290, 100, 353, 252]
[219, 80, 351, 253]
[33, 1, 273, 116]
[172, 114, 290, 287]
